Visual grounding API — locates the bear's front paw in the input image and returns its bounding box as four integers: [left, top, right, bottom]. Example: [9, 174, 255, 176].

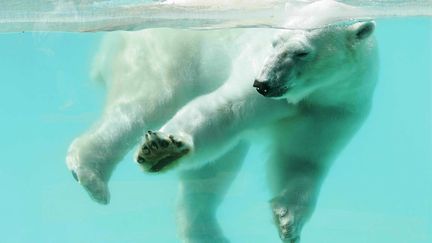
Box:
[135, 131, 191, 173]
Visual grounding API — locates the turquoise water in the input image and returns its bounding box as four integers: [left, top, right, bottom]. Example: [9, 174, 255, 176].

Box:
[0, 18, 430, 243]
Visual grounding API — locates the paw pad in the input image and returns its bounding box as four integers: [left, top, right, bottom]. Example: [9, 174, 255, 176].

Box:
[271, 200, 301, 242]
[136, 131, 190, 172]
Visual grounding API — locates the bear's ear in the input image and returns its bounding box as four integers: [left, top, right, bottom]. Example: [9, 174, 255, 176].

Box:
[349, 21, 375, 41]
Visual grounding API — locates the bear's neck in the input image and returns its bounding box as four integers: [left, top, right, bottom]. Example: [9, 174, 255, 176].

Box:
[304, 74, 377, 111]
[305, 45, 378, 110]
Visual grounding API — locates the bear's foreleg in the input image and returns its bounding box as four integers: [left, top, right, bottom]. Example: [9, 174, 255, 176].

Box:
[135, 83, 295, 171]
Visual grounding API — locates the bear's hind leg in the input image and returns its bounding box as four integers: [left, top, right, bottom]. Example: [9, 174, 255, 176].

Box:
[267, 109, 367, 242]
[177, 141, 249, 243]
[268, 157, 325, 243]
[67, 103, 146, 204]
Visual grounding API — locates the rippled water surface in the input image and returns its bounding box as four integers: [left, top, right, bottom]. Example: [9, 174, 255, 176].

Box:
[1, 0, 431, 31]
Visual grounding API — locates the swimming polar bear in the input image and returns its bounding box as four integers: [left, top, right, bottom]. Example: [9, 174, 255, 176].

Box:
[66, 1, 378, 242]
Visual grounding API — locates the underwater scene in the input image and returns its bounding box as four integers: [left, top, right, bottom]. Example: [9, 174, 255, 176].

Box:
[0, 1, 431, 243]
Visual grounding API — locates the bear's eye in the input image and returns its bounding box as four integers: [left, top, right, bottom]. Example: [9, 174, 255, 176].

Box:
[294, 51, 309, 59]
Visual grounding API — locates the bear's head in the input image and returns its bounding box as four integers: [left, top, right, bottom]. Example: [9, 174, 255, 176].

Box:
[253, 21, 375, 103]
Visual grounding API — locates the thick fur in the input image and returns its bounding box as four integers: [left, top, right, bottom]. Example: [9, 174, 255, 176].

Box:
[66, 1, 378, 242]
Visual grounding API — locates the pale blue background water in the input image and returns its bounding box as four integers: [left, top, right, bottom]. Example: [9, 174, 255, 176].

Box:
[0, 18, 430, 243]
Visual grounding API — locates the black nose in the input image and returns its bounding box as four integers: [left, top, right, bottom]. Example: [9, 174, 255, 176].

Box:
[253, 80, 270, 96]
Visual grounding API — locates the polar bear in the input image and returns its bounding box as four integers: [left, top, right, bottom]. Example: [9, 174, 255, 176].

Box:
[66, 1, 378, 242]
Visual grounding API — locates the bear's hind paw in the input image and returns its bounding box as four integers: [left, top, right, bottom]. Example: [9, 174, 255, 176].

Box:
[69, 168, 110, 205]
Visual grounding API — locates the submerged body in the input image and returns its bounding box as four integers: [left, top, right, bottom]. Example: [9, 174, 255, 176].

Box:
[66, 1, 378, 242]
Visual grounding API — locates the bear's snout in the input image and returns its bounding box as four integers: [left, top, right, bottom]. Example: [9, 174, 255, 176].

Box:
[253, 79, 288, 98]
[253, 79, 270, 96]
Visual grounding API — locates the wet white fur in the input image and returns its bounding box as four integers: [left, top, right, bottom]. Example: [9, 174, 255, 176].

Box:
[66, 0, 378, 242]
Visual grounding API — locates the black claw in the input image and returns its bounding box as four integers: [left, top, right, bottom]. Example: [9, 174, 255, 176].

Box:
[173, 140, 183, 147]
[159, 139, 169, 148]
[290, 236, 300, 243]
[71, 171, 79, 182]
[150, 141, 159, 150]
[142, 145, 151, 155]
[145, 131, 153, 141]
[168, 135, 183, 147]
[136, 155, 146, 164]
